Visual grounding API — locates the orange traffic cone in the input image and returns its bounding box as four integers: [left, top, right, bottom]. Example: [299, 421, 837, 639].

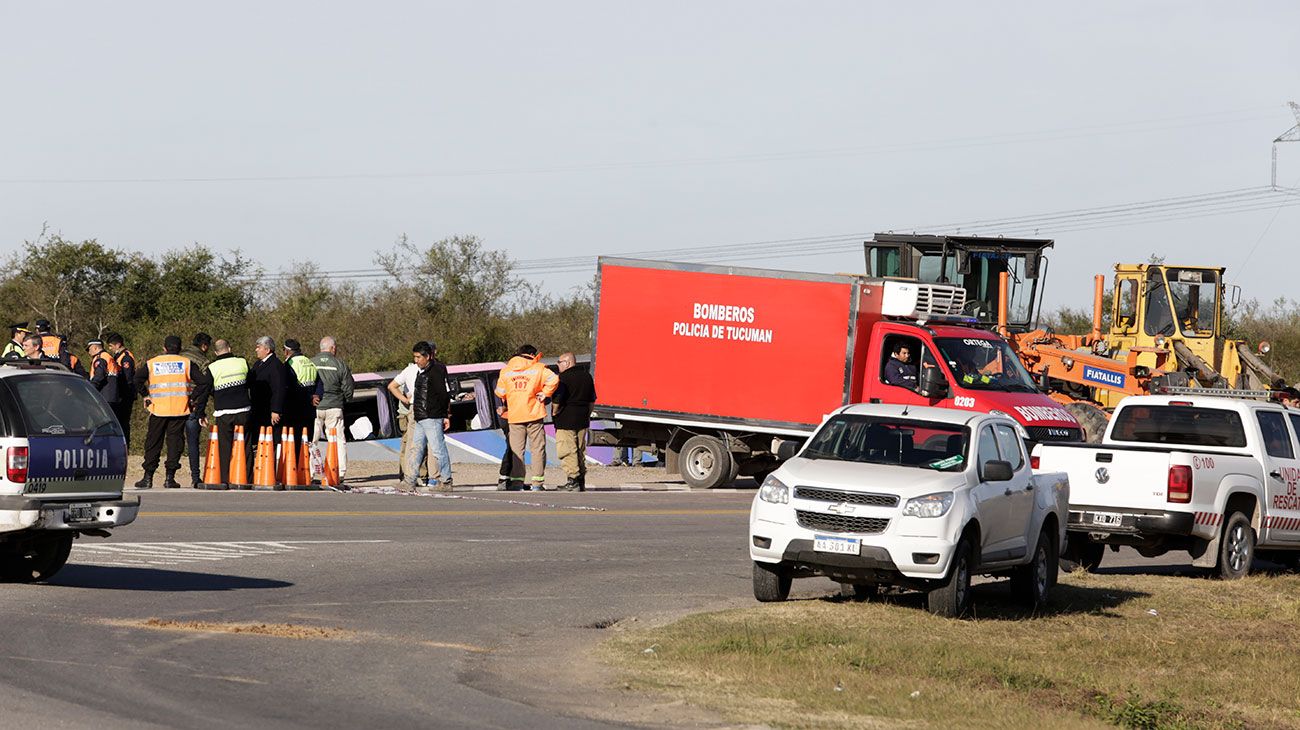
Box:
[297, 428, 312, 486]
[253, 427, 276, 488]
[229, 425, 249, 487]
[282, 427, 301, 487]
[201, 424, 221, 486]
[324, 427, 341, 487]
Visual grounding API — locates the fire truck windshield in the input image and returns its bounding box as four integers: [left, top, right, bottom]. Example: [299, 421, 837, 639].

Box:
[934, 337, 1039, 392]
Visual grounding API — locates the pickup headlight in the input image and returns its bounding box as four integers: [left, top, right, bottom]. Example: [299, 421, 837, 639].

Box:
[758, 475, 790, 504]
[901, 491, 954, 518]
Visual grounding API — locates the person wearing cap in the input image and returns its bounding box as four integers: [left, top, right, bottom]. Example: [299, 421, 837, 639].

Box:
[105, 333, 137, 448]
[33, 319, 70, 368]
[3, 322, 30, 359]
[86, 338, 121, 405]
[181, 333, 212, 488]
[495, 344, 558, 491]
[133, 335, 204, 489]
[283, 339, 323, 434]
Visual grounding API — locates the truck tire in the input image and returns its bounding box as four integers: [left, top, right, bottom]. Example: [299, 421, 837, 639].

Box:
[927, 537, 973, 618]
[1060, 534, 1104, 573]
[1064, 401, 1110, 443]
[1, 534, 73, 583]
[681, 435, 734, 490]
[839, 582, 878, 601]
[1216, 512, 1255, 580]
[753, 561, 791, 602]
[1011, 528, 1056, 610]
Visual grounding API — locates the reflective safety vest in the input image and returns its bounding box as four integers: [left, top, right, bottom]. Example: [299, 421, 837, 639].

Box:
[145, 354, 193, 417]
[95, 351, 120, 376]
[39, 334, 62, 359]
[2, 340, 21, 358]
[209, 355, 250, 391]
[287, 355, 318, 388]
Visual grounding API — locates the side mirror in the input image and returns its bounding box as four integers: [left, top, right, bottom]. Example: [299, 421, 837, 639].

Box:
[776, 441, 801, 461]
[982, 460, 1014, 482]
[919, 366, 949, 399]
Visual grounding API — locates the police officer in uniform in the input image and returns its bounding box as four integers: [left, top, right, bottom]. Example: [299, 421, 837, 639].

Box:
[87, 338, 120, 404]
[195, 339, 252, 489]
[3, 323, 30, 359]
[283, 339, 322, 434]
[133, 335, 204, 489]
[106, 333, 137, 448]
[33, 319, 70, 368]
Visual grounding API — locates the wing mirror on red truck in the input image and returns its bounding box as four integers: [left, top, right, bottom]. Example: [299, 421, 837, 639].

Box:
[919, 366, 949, 399]
[981, 460, 1014, 482]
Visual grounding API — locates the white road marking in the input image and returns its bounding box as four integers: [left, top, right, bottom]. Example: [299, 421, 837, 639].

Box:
[70, 540, 391, 567]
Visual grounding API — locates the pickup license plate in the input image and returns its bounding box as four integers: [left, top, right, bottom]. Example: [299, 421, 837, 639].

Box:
[1091, 512, 1123, 527]
[65, 503, 95, 522]
[813, 535, 860, 555]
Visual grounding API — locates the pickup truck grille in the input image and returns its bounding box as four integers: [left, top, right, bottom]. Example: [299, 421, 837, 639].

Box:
[793, 487, 899, 507]
[1026, 426, 1083, 443]
[796, 510, 890, 534]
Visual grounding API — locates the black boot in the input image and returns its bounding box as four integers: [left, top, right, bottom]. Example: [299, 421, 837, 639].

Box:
[496, 476, 510, 491]
[576, 476, 586, 492]
[163, 471, 181, 489]
[558, 478, 580, 492]
[134, 472, 154, 490]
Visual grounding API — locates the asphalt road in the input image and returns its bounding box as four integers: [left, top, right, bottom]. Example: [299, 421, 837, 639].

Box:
[0, 485, 1195, 729]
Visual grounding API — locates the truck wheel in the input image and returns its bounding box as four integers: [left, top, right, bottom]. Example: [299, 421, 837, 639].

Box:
[681, 435, 734, 489]
[1216, 512, 1255, 580]
[753, 561, 791, 602]
[927, 538, 973, 618]
[1064, 401, 1110, 443]
[1, 534, 73, 583]
[839, 582, 878, 601]
[1060, 535, 1104, 573]
[1011, 528, 1055, 610]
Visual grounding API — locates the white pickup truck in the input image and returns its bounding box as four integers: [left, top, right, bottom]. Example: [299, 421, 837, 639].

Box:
[749, 404, 1069, 617]
[1033, 393, 1300, 579]
[0, 360, 138, 581]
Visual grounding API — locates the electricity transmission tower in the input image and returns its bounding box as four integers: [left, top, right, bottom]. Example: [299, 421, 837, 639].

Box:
[1272, 101, 1300, 188]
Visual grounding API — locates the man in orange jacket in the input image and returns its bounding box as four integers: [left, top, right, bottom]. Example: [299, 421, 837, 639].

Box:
[495, 344, 558, 491]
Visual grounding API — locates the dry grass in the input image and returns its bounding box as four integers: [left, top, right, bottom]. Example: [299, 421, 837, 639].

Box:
[604, 570, 1300, 729]
[105, 618, 354, 640]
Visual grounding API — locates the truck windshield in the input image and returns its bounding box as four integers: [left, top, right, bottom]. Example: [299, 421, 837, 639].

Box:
[8, 373, 121, 436]
[934, 338, 1039, 392]
[1166, 268, 1218, 337]
[804, 415, 970, 471]
[1109, 405, 1246, 448]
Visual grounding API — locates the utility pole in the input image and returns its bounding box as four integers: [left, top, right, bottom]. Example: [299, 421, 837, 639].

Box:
[1272, 101, 1300, 189]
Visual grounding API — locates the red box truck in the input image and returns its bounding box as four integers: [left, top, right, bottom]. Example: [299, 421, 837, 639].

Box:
[591, 258, 1083, 488]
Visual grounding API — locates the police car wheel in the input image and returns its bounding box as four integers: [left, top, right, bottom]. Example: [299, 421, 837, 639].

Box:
[1, 534, 73, 583]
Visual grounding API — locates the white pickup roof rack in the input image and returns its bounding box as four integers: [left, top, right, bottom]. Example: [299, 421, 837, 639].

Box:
[1153, 386, 1278, 400]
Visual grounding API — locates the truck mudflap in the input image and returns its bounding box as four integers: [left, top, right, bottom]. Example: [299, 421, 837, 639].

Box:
[1068, 506, 1195, 537]
[0, 495, 140, 533]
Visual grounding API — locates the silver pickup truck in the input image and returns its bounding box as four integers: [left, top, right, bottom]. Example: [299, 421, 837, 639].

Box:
[0, 361, 139, 581]
[1033, 393, 1300, 579]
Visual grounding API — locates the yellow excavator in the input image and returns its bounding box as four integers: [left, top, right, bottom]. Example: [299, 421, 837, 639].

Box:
[865, 234, 1282, 440]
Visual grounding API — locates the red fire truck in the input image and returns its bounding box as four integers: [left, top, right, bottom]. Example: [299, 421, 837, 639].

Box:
[591, 258, 1083, 488]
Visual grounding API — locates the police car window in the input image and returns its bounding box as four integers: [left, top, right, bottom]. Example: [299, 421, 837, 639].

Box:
[1257, 411, 1295, 459]
[9, 374, 119, 436]
[993, 424, 1025, 470]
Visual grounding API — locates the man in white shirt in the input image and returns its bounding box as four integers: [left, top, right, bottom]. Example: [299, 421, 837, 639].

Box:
[387, 362, 427, 485]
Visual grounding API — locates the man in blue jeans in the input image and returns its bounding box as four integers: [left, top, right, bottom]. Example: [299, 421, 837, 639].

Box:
[402, 341, 453, 493]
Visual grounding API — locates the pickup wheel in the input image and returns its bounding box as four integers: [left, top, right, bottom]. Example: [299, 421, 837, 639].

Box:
[839, 582, 878, 601]
[1, 534, 73, 583]
[752, 561, 791, 602]
[927, 537, 973, 618]
[1011, 528, 1056, 610]
[1216, 512, 1255, 580]
[1061, 535, 1104, 573]
[681, 435, 734, 490]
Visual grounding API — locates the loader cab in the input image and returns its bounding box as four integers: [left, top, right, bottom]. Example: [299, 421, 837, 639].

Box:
[865, 234, 1053, 333]
[1107, 264, 1227, 376]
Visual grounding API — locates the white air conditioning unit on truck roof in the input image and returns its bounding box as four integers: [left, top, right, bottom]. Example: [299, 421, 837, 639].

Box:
[879, 280, 967, 319]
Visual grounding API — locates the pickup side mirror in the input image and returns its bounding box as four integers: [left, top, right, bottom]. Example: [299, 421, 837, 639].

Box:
[919, 366, 949, 399]
[776, 440, 801, 461]
[982, 460, 1014, 482]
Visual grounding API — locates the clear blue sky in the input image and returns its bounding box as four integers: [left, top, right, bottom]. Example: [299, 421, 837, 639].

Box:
[2, 1, 1297, 312]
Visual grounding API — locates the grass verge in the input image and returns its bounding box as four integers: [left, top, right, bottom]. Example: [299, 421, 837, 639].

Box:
[603, 569, 1300, 729]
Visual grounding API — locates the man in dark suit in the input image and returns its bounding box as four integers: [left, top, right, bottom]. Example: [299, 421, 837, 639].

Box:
[249, 335, 286, 488]
[552, 352, 596, 491]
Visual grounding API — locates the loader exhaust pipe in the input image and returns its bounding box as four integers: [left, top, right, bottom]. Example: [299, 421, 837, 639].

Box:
[997, 271, 1009, 337]
[1090, 275, 1105, 341]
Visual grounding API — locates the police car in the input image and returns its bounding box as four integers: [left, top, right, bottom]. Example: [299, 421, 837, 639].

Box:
[0, 359, 138, 581]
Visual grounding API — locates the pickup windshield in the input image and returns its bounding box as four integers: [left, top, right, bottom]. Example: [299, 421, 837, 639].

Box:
[1109, 405, 1246, 448]
[8, 373, 121, 436]
[804, 415, 970, 471]
[934, 337, 1039, 392]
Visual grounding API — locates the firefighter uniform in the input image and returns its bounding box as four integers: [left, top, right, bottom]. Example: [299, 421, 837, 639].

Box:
[133, 345, 203, 489]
